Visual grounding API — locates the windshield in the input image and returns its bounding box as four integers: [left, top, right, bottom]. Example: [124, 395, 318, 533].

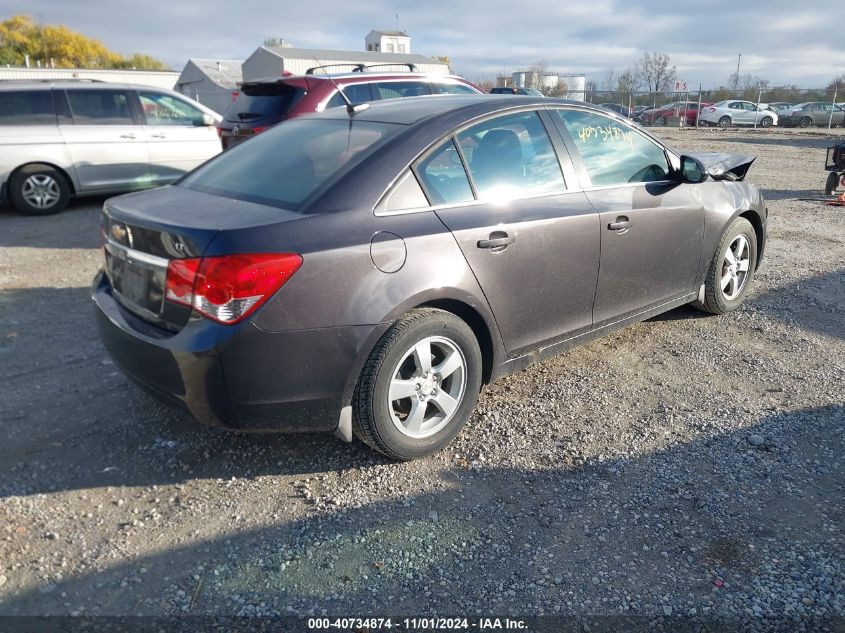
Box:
[181, 118, 403, 210]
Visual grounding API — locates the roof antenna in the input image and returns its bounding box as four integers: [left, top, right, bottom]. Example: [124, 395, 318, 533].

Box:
[312, 57, 369, 116]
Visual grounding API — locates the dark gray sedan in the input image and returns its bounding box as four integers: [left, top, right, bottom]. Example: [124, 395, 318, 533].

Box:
[93, 96, 767, 460]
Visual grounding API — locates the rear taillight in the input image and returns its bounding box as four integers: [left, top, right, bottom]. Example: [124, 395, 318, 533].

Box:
[709, 107, 716, 112]
[165, 253, 302, 325]
[216, 125, 223, 138]
[252, 126, 267, 135]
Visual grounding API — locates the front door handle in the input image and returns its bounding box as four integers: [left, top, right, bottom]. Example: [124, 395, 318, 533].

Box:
[477, 232, 515, 251]
[119, 133, 136, 140]
[150, 133, 166, 139]
[608, 217, 632, 232]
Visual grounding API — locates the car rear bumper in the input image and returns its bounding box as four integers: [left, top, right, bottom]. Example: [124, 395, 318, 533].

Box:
[92, 270, 385, 433]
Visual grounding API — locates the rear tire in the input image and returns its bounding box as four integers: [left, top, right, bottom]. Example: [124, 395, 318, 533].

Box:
[719, 116, 731, 129]
[9, 165, 70, 215]
[352, 308, 482, 460]
[693, 217, 757, 315]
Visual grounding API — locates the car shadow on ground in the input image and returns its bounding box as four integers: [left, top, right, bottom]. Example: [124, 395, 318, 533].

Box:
[712, 136, 837, 149]
[761, 189, 826, 201]
[1, 403, 842, 622]
[1, 266, 843, 500]
[0, 197, 109, 250]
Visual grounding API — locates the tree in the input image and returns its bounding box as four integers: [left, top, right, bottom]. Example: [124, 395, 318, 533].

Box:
[432, 56, 453, 73]
[0, 14, 167, 70]
[636, 51, 677, 92]
[617, 67, 640, 94]
[526, 59, 550, 94]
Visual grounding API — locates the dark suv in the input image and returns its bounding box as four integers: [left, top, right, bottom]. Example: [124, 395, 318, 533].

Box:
[218, 65, 481, 149]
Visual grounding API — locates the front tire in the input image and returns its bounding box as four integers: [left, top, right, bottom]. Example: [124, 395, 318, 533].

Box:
[352, 308, 482, 460]
[9, 165, 70, 216]
[799, 117, 812, 129]
[759, 116, 773, 128]
[694, 217, 758, 315]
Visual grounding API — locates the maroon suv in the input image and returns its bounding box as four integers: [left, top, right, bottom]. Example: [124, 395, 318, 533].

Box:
[218, 65, 481, 149]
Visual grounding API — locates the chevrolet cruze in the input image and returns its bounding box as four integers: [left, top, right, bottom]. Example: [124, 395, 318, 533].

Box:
[93, 95, 767, 460]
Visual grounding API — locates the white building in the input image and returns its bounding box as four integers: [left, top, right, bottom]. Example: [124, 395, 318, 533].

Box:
[365, 30, 411, 54]
[511, 69, 586, 101]
[175, 59, 243, 115]
[242, 45, 448, 82]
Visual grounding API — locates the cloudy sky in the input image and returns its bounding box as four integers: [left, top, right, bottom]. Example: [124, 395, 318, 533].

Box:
[6, 0, 840, 88]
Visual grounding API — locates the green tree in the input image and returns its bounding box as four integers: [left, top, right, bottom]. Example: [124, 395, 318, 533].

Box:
[0, 14, 167, 70]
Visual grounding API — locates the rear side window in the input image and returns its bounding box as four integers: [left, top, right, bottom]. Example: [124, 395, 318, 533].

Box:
[434, 83, 478, 95]
[66, 90, 134, 125]
[224, 84, 304, 123]
[457, 111, 565, 200]
[416, 139, 474, 205]
[373, 81, 431, 100]
[180, 118, 401, 210]
[0, 91, 56, 125]
[325, 83, 376, 109]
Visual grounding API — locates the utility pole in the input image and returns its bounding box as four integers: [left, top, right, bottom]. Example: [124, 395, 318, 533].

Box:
[734, 53, 742, 91]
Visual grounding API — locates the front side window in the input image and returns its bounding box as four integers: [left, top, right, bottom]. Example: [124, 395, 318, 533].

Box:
[553, 109, 670, 187]
[457, 111, 565, 200]
[139, 91, 204, 125]
[0, 90, 56, 125]
[181, 119, 401, 210]
[416, 139, 473, 205]
[66, 90, 134, 125]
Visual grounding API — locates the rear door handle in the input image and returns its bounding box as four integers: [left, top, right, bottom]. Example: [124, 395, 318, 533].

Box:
[120, 133, 136, 139]
[150, 133, 166, 139]
[477, 232, 515, 250]
[608, 217, 632, 232]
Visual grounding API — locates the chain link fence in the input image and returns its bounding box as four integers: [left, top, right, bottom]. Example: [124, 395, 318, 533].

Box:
[581, 86, 844, 130]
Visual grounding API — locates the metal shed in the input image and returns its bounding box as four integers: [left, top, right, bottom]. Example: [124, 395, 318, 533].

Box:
[174, 59, 243, 115]
[242, 46, 448, 82]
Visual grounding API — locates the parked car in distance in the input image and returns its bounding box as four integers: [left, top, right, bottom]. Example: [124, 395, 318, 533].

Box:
[597, 102, 631, 117]
[639, 101, 713, 126]
[779, 102, 845, 128]
[490, 87, 545, 96]
[94, 95, 767, 460]
[0, 80, 221, 215]
[219, 65, 481, 149]
[698, 100, 778, 128]
[767, 102, 794, 112]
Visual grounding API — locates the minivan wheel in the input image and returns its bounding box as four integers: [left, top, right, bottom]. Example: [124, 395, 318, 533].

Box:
[353, 308, 482, 460]
[694, 217, 758, 315]
[10, 165, 70, 215]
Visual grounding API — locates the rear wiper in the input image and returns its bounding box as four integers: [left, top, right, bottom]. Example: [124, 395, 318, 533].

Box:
[237, 112, 262, 121]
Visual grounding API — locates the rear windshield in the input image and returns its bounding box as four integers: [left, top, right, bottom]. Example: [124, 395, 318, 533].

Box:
[180, 118, 402, 210]
[224, 84, 303, 122]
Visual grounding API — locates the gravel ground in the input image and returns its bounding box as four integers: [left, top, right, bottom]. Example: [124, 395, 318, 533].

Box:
[0, 127, 843, 629]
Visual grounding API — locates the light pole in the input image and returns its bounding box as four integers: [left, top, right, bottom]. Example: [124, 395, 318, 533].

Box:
[734, 53, 742, 91]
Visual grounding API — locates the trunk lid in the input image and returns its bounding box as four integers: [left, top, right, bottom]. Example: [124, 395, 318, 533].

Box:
[102, 185, 302, 331]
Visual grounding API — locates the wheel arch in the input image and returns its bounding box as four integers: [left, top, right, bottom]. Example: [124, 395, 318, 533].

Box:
[739, 209, 765, 270]
[11, 161, 77, 195]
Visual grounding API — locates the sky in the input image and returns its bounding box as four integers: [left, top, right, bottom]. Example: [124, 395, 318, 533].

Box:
[6, 0, 841, 89]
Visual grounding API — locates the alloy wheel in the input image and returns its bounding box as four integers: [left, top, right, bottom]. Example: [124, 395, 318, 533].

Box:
[21, 174, 61, 210]
[387, 336, 467, 439]
[720, 235, 751, 300]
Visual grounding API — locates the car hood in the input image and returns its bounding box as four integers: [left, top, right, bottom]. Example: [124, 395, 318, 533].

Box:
[689, 153, 756, 181]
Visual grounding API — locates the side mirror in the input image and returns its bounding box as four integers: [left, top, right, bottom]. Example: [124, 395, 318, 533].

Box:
[679, 155, 706, 183]
[194, 113, 216, 127]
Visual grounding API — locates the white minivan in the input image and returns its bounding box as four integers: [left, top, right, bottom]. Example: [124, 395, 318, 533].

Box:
[0, 80, 222, 215]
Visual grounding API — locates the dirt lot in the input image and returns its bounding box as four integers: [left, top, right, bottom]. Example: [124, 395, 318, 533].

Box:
[0, 127, 843, 626]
